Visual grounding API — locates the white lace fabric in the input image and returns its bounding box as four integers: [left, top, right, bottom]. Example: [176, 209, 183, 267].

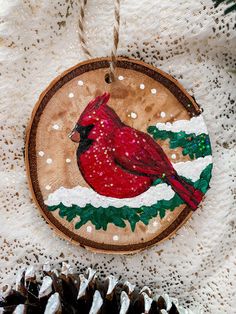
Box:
[0, 1, 235, 313]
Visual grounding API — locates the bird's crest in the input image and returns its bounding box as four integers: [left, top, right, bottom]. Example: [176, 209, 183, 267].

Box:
[77, 92, 122, 129]
[80, 92, 110, 120]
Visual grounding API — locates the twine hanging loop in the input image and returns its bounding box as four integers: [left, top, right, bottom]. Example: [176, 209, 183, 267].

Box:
[78, 0, 120, 82]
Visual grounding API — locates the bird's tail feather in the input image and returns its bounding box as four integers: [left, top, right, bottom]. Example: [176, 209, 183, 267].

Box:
[166, 175, 203, 210]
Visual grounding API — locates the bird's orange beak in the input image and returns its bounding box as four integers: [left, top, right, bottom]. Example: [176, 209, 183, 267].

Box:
[69, 128, 80, 143]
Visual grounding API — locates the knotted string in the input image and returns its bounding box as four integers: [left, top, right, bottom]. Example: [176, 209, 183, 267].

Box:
[78, 0, 92, 59]
[109, 0, 120, 82]
[78, 0, 120, 82]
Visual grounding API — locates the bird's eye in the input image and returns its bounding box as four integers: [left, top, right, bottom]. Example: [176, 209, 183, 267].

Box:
[75, 124, 81, 132]
[74, 124, 94, 139]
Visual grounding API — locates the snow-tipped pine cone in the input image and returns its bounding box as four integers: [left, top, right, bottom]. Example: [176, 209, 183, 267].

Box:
[0, 264, 188, 314]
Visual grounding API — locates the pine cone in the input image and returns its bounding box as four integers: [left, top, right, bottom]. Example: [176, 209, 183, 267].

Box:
[0, 264, 185, 314]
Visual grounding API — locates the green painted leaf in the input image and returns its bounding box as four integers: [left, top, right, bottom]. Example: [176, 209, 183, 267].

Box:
[152, 178, 163, 186]
[159, 208, 166, 219]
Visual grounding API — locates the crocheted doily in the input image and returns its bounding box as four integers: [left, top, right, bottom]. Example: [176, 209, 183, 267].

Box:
[0, 1, 235, 313]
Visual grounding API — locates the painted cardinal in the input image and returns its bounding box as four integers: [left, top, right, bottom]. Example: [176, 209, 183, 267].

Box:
[69, 93, 203, 210]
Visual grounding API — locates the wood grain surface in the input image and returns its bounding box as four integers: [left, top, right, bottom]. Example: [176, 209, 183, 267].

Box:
[25, 57, 201, 254]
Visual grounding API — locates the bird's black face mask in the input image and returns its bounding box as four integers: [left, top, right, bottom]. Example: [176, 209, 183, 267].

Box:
[69, 124, 94, 155]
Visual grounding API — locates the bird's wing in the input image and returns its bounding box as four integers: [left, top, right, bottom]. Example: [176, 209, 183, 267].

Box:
[113, 126, 175, 177]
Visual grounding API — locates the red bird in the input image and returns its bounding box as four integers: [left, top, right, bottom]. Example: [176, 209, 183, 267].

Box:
[69, 93, 203, 210]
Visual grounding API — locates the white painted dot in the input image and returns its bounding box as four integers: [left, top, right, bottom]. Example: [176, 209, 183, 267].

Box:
[151, 88, 157, 94]
[140, 83, 145, 90]
[113, 235, 119, 241]
[45, 185, 51, 190]
[160, 111, 166, 118]
[38, 151, 44, 157]
[118, 75, 124, 81]
[86, 226, 92, 233]
[52, 124, 59, 130]
[153, 221, 158, 227]
[68, 92, 74, 98]
[78, 80, 84, 86]
[66, 158, 71, 163]
[171, 154, 176, 159]
[130, 112, 137, 119]
[46, 158, 52, 164]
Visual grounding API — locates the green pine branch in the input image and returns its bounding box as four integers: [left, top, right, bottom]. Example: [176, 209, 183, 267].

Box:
[47, 164, 213, 232]
[212, 0, 236, 14]
[147, 127, 212, 160]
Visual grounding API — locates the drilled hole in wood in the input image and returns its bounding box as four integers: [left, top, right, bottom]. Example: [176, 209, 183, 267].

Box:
[104, 73, 112, 84]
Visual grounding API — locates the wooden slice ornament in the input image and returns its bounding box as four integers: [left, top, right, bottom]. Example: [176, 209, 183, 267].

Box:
[25, 57, 213, 253]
